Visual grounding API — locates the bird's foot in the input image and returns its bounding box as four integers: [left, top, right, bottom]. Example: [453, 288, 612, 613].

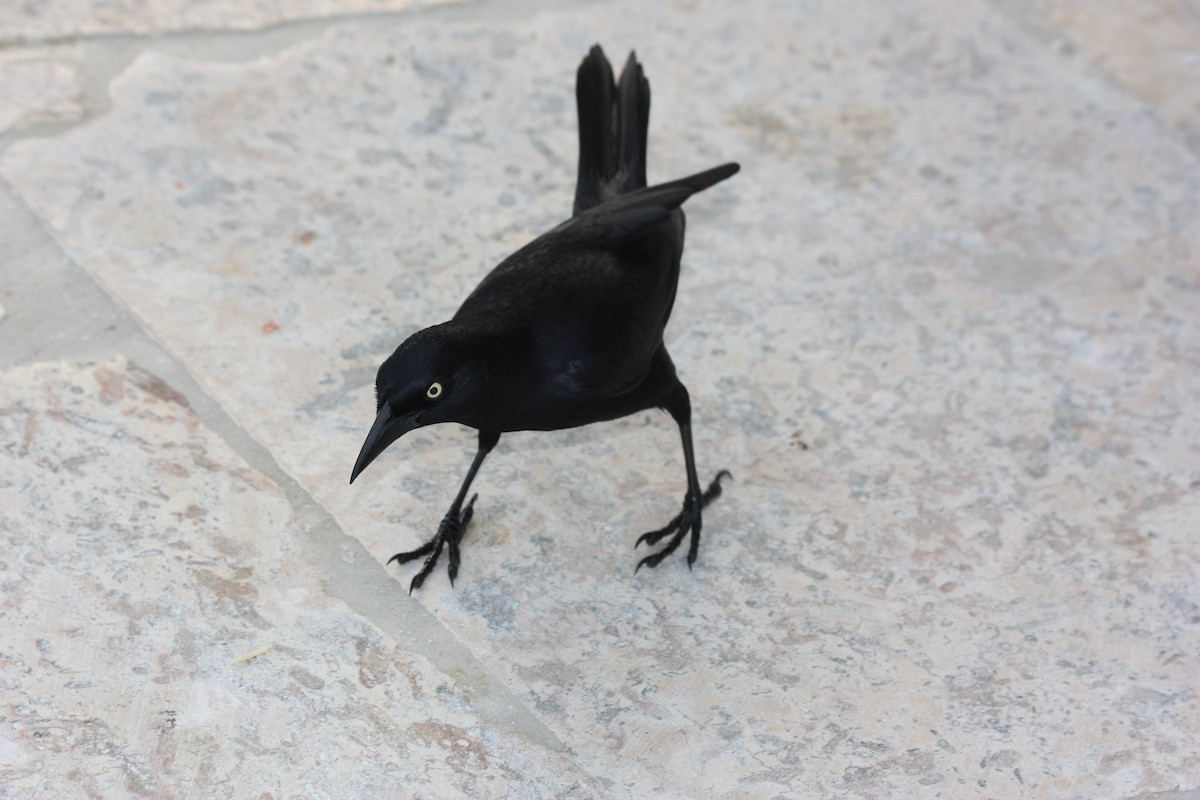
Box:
[634, 470, 730, 572]
[388, 494, 478, 594]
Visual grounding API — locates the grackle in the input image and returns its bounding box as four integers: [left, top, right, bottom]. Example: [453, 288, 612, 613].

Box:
[350, 45, 738, 592]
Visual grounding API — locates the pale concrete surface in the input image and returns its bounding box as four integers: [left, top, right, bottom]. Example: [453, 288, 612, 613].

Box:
[1, 0, 1198, 798]
[0, 358, 597, 797]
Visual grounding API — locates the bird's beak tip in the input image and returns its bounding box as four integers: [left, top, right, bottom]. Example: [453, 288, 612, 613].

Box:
[349, 405, 420, 487]
[349, 458, 367, 485]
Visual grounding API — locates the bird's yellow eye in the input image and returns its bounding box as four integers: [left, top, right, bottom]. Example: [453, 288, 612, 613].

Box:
[426, 382, 443, 399]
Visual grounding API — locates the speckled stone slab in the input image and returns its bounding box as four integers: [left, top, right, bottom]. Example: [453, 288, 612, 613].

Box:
[0, 0, 461, 42]
[0, 359, 600, 797]
[3, 0, 1199, 796]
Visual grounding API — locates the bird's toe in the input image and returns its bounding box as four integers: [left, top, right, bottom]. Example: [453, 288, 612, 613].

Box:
[392, 495, 482, 590]
[388, 538, 435, 566]
[633, 488, 715, 574]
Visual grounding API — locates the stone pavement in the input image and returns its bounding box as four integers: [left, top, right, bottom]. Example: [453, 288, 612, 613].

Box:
[1, 0, 1197, 797]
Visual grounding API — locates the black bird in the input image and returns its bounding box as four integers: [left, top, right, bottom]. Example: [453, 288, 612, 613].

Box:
[350, 45, 738, 592]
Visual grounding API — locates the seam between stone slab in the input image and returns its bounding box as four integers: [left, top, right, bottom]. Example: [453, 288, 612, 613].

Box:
[0, 0, 599, 153]
[1123, 786, 1200, 800]
[0, 12, 454, 150]
[0, 179, 588, 766]
[0, 1, 473, 48]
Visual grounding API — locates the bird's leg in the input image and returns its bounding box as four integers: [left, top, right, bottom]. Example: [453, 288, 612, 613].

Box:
[389, 431, 499, 593]
[635, 388, 730, 572]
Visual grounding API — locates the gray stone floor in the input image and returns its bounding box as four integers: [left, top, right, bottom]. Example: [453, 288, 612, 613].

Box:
[1, 1, 1197, 798]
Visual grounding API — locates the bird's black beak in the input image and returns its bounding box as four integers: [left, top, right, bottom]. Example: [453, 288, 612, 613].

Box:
[350, 405, 421, 484]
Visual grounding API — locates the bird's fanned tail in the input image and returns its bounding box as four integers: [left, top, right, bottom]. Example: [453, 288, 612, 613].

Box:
[574, 45, 650, 215]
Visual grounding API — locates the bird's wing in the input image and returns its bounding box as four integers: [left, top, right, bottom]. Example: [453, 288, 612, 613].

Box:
[456, 163, 738, 401]
[555, 162, 739, 249]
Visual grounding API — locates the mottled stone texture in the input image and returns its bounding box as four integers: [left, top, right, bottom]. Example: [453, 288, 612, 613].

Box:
[2, 0, 1198, 797]
[0, 359, 598, 797]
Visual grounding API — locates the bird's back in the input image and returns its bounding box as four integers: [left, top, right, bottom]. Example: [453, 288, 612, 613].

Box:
[455, 221, 680, 409]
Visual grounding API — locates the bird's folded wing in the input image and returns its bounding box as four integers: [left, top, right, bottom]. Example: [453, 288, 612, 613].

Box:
[556, 162, 740, 248]
[559, 205, 672, 248]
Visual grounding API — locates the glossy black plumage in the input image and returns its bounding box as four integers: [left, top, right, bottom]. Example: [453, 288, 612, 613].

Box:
[351, 45, 738, 592]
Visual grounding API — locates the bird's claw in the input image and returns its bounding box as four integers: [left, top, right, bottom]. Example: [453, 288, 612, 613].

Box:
[634, 470, 730, 572]
[388, 494, 479, 593]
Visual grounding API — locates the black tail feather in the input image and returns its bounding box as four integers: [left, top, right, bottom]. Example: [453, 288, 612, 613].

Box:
[574, 45, 650, 215]
[617, 52, 649, 192]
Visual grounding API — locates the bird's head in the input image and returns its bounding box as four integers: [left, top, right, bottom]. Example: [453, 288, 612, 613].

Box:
[349, 324, 480, 483]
